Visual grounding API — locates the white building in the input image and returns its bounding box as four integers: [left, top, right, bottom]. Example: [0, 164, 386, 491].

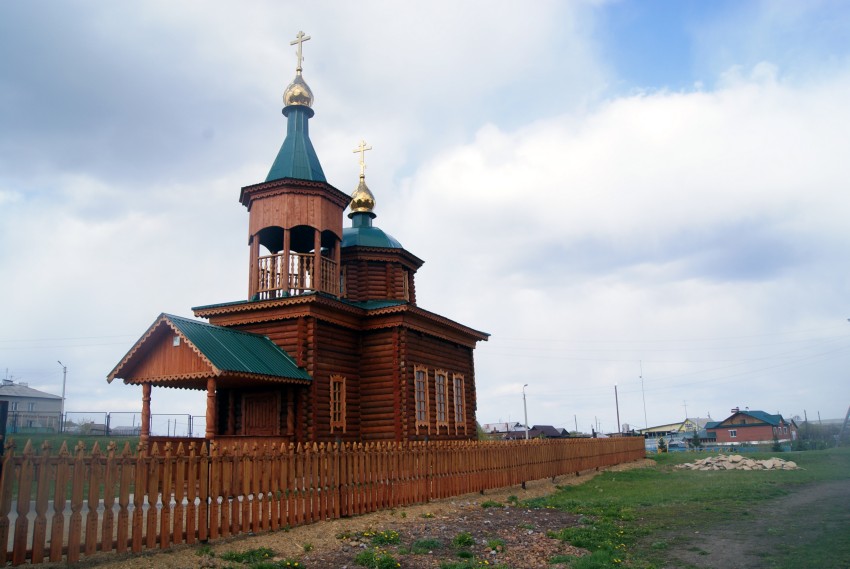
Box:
[0, 380, 62, 433]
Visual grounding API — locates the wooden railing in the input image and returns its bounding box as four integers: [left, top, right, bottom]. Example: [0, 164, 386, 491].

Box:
[0, 437, 644, 565]
[257, 252, 339, 299]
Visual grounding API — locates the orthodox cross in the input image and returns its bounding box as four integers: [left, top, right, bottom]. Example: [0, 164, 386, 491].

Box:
[353, 140, 372, 177]
[290, 31, 311, 71]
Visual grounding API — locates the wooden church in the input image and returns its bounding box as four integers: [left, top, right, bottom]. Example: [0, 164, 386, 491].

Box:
[108, 33, 489, 447]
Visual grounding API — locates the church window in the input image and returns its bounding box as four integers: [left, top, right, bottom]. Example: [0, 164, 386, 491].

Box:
[403, 269, 410, 301]
[330, 375, 346, 433]
[435, 370, 448, 429]
[414, 365, 430, 434]
[453, 374, 466, 435]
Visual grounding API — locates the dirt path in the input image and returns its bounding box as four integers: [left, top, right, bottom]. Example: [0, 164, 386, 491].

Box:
[662, 478, 850, 568]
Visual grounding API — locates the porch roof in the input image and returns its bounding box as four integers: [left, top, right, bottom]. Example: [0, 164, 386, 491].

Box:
[107, 313, 311, 385]
[167, 314, 311, 381]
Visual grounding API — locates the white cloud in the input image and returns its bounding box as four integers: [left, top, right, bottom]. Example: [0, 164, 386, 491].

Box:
[399, 62, 850, 428]
[1, 1, 849, 432]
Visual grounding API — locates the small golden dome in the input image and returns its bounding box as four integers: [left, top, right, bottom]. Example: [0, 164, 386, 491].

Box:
[350, 176, 376, 214]
[283, 72, 314, 107]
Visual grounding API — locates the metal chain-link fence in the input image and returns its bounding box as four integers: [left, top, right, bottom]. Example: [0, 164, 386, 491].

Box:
[50, 411, 206, 437]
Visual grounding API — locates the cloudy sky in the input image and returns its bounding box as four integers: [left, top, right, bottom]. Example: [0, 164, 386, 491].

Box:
[2, 1, 849, 435]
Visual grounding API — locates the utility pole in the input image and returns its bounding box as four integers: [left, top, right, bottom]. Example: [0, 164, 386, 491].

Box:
[522, 384, 529, 440]
[640, 360, 648, 429]
[57, 361, 67, 433]
[614, 384, 621, 434]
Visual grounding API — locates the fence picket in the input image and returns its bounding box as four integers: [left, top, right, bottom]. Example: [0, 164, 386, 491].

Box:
[131, 443, 145, 553]
[145, 443, 160, 551]
[48, 442, 69, 563]
[30, 442, 51, 563]
[173, 442, 186, 546]
[67, 441, 86, 564]
[100, 442, 117, 554]
[116, 443, 132, 554]
[12, 441, 34, 565]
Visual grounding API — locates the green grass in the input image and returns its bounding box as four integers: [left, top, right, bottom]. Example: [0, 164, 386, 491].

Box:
[411, 538, 443, 554]
[530, 447, 850, 568]
[217, 547, 302, 568]
[220, 547, 277, 563]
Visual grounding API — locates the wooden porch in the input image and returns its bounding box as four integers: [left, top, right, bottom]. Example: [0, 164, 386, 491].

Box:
[256, 251, 340, 299]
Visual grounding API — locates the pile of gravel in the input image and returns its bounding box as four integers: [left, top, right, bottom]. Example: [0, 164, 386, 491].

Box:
[675, 454, 799, 471]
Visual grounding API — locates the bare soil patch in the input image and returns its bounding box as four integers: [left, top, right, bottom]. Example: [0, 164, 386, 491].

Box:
[71, 459, 654, 569]
[662, 478, 850, 569]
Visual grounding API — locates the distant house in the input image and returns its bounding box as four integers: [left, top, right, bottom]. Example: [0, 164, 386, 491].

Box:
[504, 425, 570, 440]
[640, 418, 712, 439]
[706, 409, 798, 446]
[0, 380, 62, 433]
[481, 422, 525, 436]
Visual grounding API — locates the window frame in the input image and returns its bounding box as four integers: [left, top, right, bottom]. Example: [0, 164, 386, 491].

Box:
[729, 429, 737, 438]
[435, 369, 449, 430]
[414, 365, 430, 435]
[452, 373, 466, 435]
[329, 374, 346, 433]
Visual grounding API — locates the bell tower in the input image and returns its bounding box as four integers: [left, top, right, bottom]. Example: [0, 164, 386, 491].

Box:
[240, 31, 350, 300]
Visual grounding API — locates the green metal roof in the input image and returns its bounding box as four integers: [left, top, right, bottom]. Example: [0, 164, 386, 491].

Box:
[707, 410, 786, 429]
[736, 410, 784, 426]
[266, 106, 326, 183]
[166, 314, 311, 381]
[341, 211, 403, 249]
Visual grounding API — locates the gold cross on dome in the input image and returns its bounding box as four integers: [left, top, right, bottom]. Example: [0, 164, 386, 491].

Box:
[290, 31, 311, 71]
[353, 140, 372, 177]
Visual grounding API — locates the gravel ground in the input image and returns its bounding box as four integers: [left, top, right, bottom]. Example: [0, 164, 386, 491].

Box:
[68, 459, 654, 569]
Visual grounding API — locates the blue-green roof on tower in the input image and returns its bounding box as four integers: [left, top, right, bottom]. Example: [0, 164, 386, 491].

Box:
[266, 31, 326, 183]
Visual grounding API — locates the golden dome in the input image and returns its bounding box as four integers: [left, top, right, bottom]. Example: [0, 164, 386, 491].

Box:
[350, 176, 376, 214]
[283, 71, 314, 107]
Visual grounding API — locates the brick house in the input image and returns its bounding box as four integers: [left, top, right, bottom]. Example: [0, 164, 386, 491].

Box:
[706, 409, 798, 446]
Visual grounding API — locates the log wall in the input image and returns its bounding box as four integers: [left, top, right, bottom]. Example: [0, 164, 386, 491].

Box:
[404, 330, 477, 440]
[359, 329, 401, 441]
[342, 260, 411, 303]
[312, 321, 361, 441]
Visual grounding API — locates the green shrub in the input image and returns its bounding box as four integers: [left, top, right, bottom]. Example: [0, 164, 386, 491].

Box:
[354, 547, 399, 569]
[369, 529, 400, 546]
[486, 538, 505, 552]
[452, 531, 475, 548]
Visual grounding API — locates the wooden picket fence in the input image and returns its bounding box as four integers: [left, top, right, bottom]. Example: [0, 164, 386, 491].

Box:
[0, 436, 644, 565]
